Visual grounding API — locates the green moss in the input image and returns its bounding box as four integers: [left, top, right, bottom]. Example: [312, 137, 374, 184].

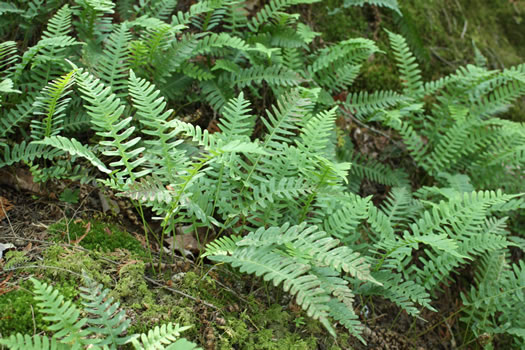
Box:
[311, 0, 369, 43]
[48, 219, 148, 257]
[0, 282, 39, 336]
[0, 279, 79, 336]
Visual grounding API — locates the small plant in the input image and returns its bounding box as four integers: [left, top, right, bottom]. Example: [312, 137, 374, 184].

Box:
[0, 277, 201, 350]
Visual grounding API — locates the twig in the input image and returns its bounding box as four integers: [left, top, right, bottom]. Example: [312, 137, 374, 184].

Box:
[1, 198, 16, 236]
[429, 47, 456, 67]
[31, 304, 36, 336]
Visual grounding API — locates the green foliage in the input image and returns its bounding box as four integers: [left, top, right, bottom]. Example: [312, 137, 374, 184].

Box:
[341, 31, 525, 191]
[342, 0, 401, 15]
[0, 277, 200, 350]
[0, 0, 524, 347]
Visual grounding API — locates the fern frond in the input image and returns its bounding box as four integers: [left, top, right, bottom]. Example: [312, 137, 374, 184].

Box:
[380, 187, 419, 228]
[123, 175, 174, 205]
[217, 92, 254, 143]
[0, 141, 63, 167]
[31, 278, 88, 347]
[77, 70, 149, 182]
[0, 334, 70, 350]
[247, 0, 320, 32]
[128, 70, 189, 183]
[0, 41, 19, 78]
[30, 70, 76, 140]
[343, 90, 408, 119]
[171, 0, 222, 27]
[211, 246, 333, 323]
[35, 136, 111, 174]
[95, 23, 131, 96]
[43, 4, 72, 38]
[237, 223, 377, 283]
[386, 30, 423, 96]
[230, 65, 302, 88]
[341, 149, 410, 187]
[131, 323, 194, 350]
[79, 276, 134, 347]
[203, 235, 243, 257]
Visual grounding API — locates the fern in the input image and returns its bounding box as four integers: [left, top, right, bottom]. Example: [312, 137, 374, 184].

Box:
[0, 334, 70, 350]
[247, 0, 321, 32]
[30, 70, 76, 140]
[76, 70, 149, 182]
[31, 278, 89, 347]
[386, 30, 423, 96]
[128, 70, 189, 183]
[208, 222, 378, 338]
[0, 277, 201, 350]
[79, 277, 134, 348]
[94, 23, 132, 96]
[35, 136, 111, 174]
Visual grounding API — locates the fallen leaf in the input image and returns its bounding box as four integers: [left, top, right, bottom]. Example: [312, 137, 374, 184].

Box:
[165, 233, 203, 255]
[0, 197, 13, 221]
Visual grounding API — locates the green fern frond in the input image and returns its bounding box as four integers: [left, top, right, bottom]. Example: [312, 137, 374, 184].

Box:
[211, 246, 333, 323]
[35, 136, 111, 174]
[31, 278, 88, 347]
[380, 187, 420, 228]
[200, 78, 235, 112]
[79, 276, 134, 347]
[343, 90, 409, 119]
[203, 235, 243, 257]
[30, 70, 76, 140]
[128, 70, 189, 183]
[308, 38, 378, 77]
[135, 0, 178, 21]
[386, 30, 423, 96]
[122, 175, 174, 205]
[43, 4, 72, 38]
[247, 0, 321, 32]
[95, 23, 132, 96]
[238, 223, 377, 283]
[131, 323, 196, 350]
[0, 334, 70, 350]
[217, 92, 255, 143]
[0, 141, 63, 167]
[296, 107, 337, 155]
[312, 193, 370, 244]
[230, 65, 302, 88]
[0, 41, 19, 78]
[327, 299, 364, 342]
[76, 70, 149, 182]
[194, 32, 250, 54]
[171, 0, 222, 27]
[340, 149, 410, 187]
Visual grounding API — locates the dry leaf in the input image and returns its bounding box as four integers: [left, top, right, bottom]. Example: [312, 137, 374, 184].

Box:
[0, 197, 13, 221]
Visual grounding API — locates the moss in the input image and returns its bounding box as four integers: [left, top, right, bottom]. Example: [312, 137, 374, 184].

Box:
[41, 244, 113, 286]
[48, 219, 148, 258]
[311, 0, 370, 43]
[0, 279, 79, 336]
[0, 282, 40, 336]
